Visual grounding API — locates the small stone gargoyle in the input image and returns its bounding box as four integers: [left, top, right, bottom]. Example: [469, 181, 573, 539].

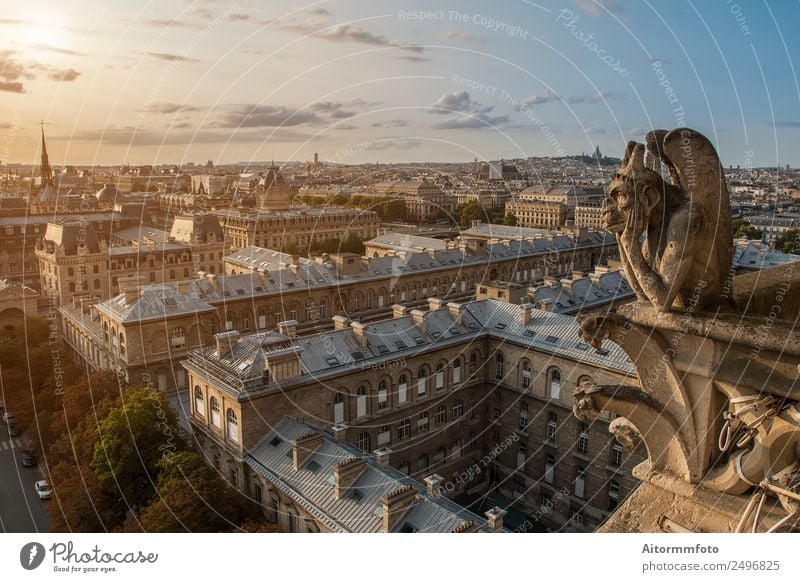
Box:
[602, 128, 734, 313]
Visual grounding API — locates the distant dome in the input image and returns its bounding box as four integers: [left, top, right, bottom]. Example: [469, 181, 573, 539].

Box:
[96, 183, 118, 202]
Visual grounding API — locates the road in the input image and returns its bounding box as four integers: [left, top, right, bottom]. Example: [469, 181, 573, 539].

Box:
[0, 431, 50, 533]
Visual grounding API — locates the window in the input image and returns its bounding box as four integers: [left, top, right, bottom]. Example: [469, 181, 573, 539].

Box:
[521, 359, 531, 389]
[434, 446, 446, 464]
[210, 397, 221, 428]
[417, 368, 427, 396]
[549, 369, 561, 399]
[608, 480, 621, 511]
[171, 327, 186, 349]
[435, 404, 447, 425]
[194, 386, 204, 417]
[546, 412, 557, 443]
[452, 359, 461, 384]
[578, 422, 589, 454]
[397, 419, 411, 440]
[398, 375, 408, 404]
[495, 352, 505, 380]
[544, 454, 555, 484]
[519, 409, 529, 432]
[514, 477, 525, 495]
[333, 393, 345, 424]
[226, 409, 239, 442]
[574, 466, 586, 498]
[356, 432, 371, 452]
[435, 364, 445, 390]
[610, 441, 624, 467]
[517, 441, 527, 469]
[377, 425, 391, 446]
[416, 453, 429, 472]
[571, 506, 585, 526]
[417, 411, 429, 432]
[452, 399, 463, 419]
[356, 386, 367, 418]
[469, 396, 476, 419]
[469, 353, 477, 374]
[378, 381, 388, 410]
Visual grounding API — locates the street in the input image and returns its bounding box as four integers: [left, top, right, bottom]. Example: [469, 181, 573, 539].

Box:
[0, 432, 50, 533]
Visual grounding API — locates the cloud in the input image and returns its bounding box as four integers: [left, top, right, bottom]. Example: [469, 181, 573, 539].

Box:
[308, 8, 329, 16]
[215, 104, 322, 128]
[365, 138, 423, 150]
[431, 114, 509, 130]
[396, 55, 429, 63]
[440, 31, 486, 45]
[371, 119, 409, 128]
[637, 56, 672, 65]
[29, 44, 89, 57]
[0, 81, 24, 93]
[281, 18, 423, 53]
[44, 67, 81, 81]
[519, 90, 558, 108]
[429, 91, 475, 114]
[566, 91, 624, 104]
[574, 0, 627, 18]
[228, 13, 251, 21]
[59, 125, 322, 146]
[145, 51, 201, 62]
[518, 90, 623, 108]
[141, 102, 202, 114]
[586, 127, 607, 134]
[774, 120, 800, 128]
[139, 18, 205, 30]
[0, 50, 32, 81]
[333, 123, 358, 130]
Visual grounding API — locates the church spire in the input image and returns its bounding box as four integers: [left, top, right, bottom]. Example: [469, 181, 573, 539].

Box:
[40, 121, 52, 187]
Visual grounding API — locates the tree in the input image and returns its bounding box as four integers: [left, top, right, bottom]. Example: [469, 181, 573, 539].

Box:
[133, 452, 257, 532]
[732, 219, 763, 240]
[458, 201, 487, 229]
[91, 387, 184, 508]
[47, 462, 128, 532]
[381, 199, 406, 221]
[340, 232, 365, 254]
[503, 213, 518, 226]
[776, 228, 800, 254]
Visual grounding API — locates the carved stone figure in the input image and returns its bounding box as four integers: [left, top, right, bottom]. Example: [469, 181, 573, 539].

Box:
[602, 128, 734, 312]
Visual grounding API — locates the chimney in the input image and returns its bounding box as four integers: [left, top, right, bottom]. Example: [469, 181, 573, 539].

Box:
[410, 309, 426, 332]
[519, 302, 534, 325]
[539, 298, 554, 312]
[206, 273, 218, 289]
[381, 485, 417, 532]
[447, 302, 464, 319]
[392, 304, 408, 319]
[484, 506, 507, 532]
[214, 330, 240, 358]
[123, 286, 140, 305]
[331, 424, 348, 443]
[428, 298, 444, 311]
[278, 320, 297, 338]
[176, 280, 190, 295]
[350, 321, 367, 347]
[423, 474, 444, 498]
[332, 457, 367, 499]
[373, 447, 391, 468]
[291, 431, 324, 471]
[332, 315, 351, 330]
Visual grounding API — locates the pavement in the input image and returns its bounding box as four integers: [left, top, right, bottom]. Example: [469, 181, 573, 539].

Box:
[0, 429, 51, 533]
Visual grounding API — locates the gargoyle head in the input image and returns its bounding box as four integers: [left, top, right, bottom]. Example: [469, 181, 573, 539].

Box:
[603, 141, 666, 235]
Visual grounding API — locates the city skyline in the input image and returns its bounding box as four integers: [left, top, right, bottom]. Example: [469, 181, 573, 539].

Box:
[1, 1, 799, 167]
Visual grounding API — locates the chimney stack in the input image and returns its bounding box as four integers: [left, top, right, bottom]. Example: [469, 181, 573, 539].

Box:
[332, 457, 367, 499]
[332, 315, 351, 330]
[427, 298, 444, 311]
[392, 304, 408, 319]
[373, 447, 391, 469]
[539, 298, 554, 312]
[381, 485, 417, 532]
[123, 285, 140, 305]
[350, 321, 367, 347]
[291, 431, 324, 471]
[484, 506, 507, 532]
[214, 330, 241, 359]
[423, 474, 444, 498]
[447, 302, 464, 319]
[278, 320, 297, 338]
[519, 302, 534, 325]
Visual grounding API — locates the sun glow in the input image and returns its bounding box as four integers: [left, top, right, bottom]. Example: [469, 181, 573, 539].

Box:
[14, 13, 70, 52]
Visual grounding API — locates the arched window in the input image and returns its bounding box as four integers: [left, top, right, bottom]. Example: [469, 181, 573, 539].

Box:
[398, 374, 408, 404]
[417, 411, 429, 433]
[397, 419, 411, 440]
[550, 369, 562, 399]
[226, 408, 239, 442]
[495, 352, 505, 380]
[194, 386, 204, 417]
[333, 393, 345, 424]
[452, 399, 464, 419]
[210, 396, 221, 428]
[417, 367, 427, 396]
[435, 363, 445, 390]
[435, 404, 447, 425]
[356, 432, 371, 452]
[356, 386, 367, 418]
[417, 453, 429, 472]
[521, 359, 532, 389]
[378, 380, 388, 410]
[452, 358, 461, 384]
[434, 446, 446, 464]
[469, 352, 478, 374]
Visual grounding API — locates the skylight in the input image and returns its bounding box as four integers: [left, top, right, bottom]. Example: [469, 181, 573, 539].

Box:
[270, 436, 282, 447]
[395, 340, 407, 349]
[545, 335, 559, 343]
[306, 460, 321, 473]
[494, 323, 507, 330]
[326, 356, 340, 367]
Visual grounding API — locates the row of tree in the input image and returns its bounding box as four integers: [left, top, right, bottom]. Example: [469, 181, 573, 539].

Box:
[0, 318, 274, 532]
[294, 193, 408, 221]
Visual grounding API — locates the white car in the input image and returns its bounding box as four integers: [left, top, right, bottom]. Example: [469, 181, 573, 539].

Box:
[34, 480, 52, 500]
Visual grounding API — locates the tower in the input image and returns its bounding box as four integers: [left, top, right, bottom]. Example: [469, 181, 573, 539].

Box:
[40, 122, 52, 188]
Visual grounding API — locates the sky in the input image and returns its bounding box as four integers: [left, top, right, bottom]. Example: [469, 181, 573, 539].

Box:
[1, 0, 799, 167]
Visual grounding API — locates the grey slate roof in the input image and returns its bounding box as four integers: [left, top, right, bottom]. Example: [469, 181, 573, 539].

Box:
[96, 283, 216, 323]
[733, 239, 800, 270]
[246, 417, 485, 532]
[530, 268, 634, 314]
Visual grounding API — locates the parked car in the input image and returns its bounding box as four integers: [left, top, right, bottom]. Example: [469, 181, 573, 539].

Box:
[6, 422, 20, 437]
[20, 449, 36, 467]
[34, 480, 52, 500]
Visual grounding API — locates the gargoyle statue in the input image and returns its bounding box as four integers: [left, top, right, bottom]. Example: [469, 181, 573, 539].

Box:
[602, 128, 734, 312]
